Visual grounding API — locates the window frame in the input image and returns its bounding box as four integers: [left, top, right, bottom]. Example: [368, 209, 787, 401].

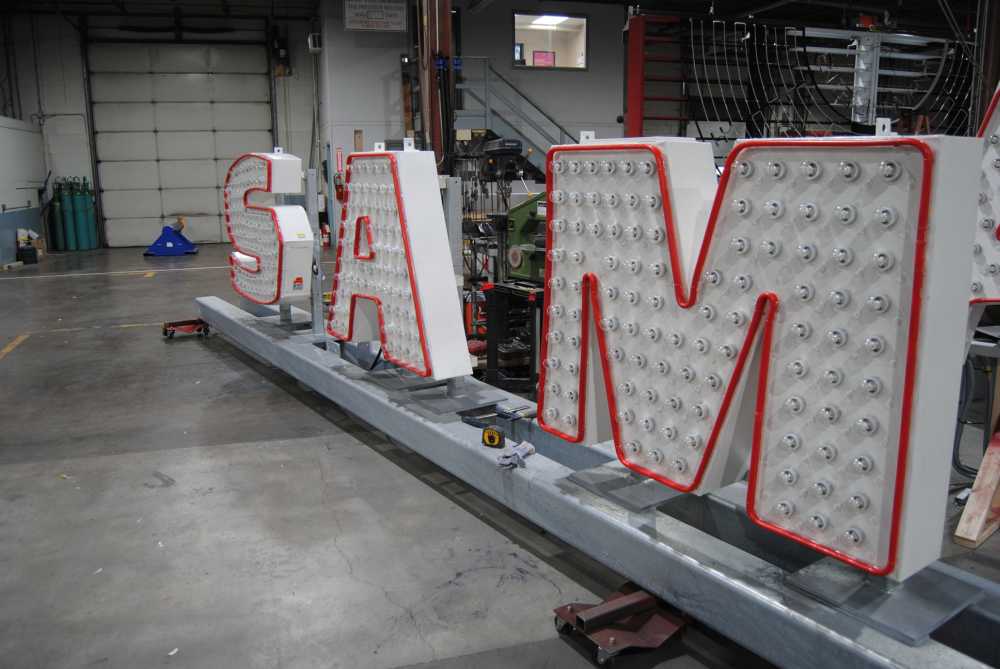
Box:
[511, 10, 590, 72]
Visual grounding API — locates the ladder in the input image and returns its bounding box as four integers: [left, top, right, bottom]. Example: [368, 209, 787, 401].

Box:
[625, 15, 690, 137]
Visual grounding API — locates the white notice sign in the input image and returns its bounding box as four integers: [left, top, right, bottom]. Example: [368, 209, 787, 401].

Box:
[344, 0, 407, 32]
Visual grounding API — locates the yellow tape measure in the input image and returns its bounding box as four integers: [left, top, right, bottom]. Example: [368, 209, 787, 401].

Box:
[481, 426, 505, 449]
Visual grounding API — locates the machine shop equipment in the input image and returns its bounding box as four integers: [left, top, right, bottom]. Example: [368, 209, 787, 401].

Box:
[503, 192, 547, 284]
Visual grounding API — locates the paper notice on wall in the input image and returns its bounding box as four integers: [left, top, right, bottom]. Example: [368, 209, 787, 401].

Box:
[344, 0, 407, 32]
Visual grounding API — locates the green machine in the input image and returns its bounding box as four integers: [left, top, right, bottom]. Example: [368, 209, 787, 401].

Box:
[504, 192, 547, 283]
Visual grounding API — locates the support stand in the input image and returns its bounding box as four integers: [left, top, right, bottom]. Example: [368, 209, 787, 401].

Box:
[144, 224, 198, 256]
[554, 585, 685, 666]
[954, 433, 1000, 548]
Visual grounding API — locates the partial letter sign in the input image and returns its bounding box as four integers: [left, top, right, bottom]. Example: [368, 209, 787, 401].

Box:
[224, 152, 314, 304]
[538, 136, 979, 579]
[328, 150, 471, 381]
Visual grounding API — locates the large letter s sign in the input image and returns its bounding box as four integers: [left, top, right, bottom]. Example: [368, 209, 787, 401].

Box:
[224, 152, 314, 304]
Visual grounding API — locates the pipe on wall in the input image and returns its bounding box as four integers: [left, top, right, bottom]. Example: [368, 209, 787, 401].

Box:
[79, 16, 105, 248]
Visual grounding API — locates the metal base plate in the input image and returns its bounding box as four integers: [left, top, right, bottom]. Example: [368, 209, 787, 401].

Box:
[238, 300, 314, 333]
[786, 559, 868, 607]
[568, 461, 682, 512]
[367, 371, 448, 392]
[787, 558, 985, 645]
[332, 352, 507, 415]
[362, 372, 507, 415]
[392, 378, 508, 415]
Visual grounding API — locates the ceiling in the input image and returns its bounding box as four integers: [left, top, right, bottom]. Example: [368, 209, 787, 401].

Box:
[554, 0, 982, 40]
[3, 0, 318, 19]
[4, 0, 984, 41]
[513, 13, 587, 32]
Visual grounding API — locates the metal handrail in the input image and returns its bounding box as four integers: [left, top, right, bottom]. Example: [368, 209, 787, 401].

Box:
[462, 87, 548, 160]
[463, 83, 563, 148]
[462, 56, 578, 144]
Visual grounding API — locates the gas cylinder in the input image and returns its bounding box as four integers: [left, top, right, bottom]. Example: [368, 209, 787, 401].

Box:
[50, 180, 65, 251]
[60, 178, 78, 251]
[82, 178, 98, 249]
[71, 178, 89, 250]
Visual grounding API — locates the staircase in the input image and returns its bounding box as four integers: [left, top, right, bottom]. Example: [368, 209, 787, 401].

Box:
[456, 57, 577, 173]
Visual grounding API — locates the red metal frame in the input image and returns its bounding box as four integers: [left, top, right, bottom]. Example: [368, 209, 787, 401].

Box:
[352, 215, 375, 260]
[223, 153, 285, 305]
[624, 14, 684, 137]
[977, 85, 1000, 138]
[326, 153, 435, 378]
[624, 15, 646, 137]
[536, 139, 936, 575]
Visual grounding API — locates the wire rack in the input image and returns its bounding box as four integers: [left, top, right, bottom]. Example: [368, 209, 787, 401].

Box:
[639, 18, 975, 161]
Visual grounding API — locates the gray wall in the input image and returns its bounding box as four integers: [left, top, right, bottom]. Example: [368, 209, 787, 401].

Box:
[320, 0, 408, 155]
[11, 15, 94, 186]
[316, 0, 625, 157]
[272, 23, 321, 163]
[461, 0, 626, 139]
[0, 115, 46, 265]
[0, 115, 44, 210]
[8, 14, 318, 246]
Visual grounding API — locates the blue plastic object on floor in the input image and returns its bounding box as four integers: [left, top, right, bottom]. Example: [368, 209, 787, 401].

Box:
[144, 225, 199, 256]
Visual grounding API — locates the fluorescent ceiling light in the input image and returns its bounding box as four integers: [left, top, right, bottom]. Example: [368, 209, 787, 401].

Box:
[532, 15, 569, 26]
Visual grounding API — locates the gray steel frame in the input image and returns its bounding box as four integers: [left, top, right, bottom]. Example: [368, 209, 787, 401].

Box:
[197, 296, 998, 669]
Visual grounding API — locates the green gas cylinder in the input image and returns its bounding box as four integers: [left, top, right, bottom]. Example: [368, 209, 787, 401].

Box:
[81, 178, 98, 249]
[71, 178, 90, 251]
[50, 181, 65, 251]
[60, 178, 78, 251]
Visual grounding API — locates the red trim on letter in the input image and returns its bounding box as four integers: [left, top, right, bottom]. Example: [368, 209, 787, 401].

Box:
[978, 86, 1000, 138]
[353, 215, 375, 260]
[223, 153, 285, 305]
[537, 138, 936, 576]
[326, 153, 435, 377]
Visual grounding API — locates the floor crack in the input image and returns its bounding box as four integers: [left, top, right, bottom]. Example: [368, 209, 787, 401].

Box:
[319, 453, 437, 660]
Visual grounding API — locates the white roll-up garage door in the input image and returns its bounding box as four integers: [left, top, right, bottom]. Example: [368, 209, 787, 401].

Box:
[88, 43, 273, 246]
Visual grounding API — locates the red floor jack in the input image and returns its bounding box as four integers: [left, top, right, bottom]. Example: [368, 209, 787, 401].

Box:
[161, 319, 210, 339]
[554, 585, 686, 666]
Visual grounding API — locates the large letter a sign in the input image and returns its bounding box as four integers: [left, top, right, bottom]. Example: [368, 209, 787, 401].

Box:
[327, 150, 471, 381]
[538, 136, 979, 580]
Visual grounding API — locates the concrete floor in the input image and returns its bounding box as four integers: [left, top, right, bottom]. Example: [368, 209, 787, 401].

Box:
[5, 246, 996, 668]
[0, 247, 764, 669]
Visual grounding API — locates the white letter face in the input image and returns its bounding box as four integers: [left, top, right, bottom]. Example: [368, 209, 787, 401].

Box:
[972, 86, 1000, 302]
[224, 152, 313, 304]
[327, 151, 471, 380]
[538, 139, 935, 574]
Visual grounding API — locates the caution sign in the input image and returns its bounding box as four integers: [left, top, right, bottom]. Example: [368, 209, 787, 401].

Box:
[344, 0, 407, 32]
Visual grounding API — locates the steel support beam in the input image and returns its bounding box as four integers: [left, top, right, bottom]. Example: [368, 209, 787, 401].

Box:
[625, 15, 646, 137]
[196, 295, 992, 669]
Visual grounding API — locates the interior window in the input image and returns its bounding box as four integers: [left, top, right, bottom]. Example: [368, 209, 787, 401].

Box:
[513, 13, 587, 69]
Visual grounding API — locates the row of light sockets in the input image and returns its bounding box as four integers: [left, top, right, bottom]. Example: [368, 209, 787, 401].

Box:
[537, 147, 920, 563]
